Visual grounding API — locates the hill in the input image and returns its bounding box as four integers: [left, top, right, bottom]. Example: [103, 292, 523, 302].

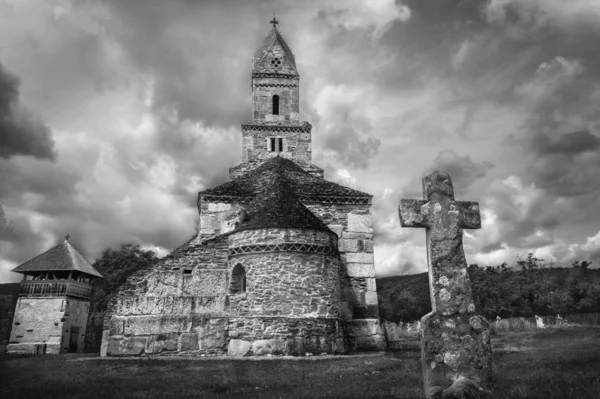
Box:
[376, 263, 600, 323]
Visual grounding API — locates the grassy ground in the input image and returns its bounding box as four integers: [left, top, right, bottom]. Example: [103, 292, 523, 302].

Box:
[1, 327, 599, 398]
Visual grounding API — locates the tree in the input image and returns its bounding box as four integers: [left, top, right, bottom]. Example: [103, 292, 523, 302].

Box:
[84, 243, 158, 352]
[0, 202, 16, 241]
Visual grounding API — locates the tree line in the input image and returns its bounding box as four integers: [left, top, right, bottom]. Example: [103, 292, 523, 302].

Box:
[377, 253, 600, 323]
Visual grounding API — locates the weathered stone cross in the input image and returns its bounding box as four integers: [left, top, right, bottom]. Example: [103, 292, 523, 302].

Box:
[270, 17, 279, 28]
[399, 171, 492, 398]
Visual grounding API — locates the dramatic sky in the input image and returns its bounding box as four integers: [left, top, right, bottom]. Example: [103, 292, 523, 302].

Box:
[2, 0, 600, 282]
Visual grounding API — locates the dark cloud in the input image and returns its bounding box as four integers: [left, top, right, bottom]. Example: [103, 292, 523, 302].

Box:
[429, 150, 494, 194]
[516, 57, 600, 197]
[533, 130, 600, 156]
[0, 62, 55, 160]
[401, 150, 493, 198]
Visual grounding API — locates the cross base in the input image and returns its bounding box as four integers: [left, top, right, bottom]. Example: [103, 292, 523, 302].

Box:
[421, 311, 492, 398]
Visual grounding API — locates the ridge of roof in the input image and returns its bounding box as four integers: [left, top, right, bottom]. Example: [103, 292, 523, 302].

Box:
[11, 240, 103, 278]
[233, 162, 331, 233]
[199, 157, 371, 199]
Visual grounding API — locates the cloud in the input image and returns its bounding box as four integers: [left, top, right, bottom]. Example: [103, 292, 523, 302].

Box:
[428, 150, 494, 195]
[0, 62, 55, 160]
[318, 0, 411, 39]
[484, 0, 600, 29]
[513, 56, 600, 197]
[315, 84, 381, 168]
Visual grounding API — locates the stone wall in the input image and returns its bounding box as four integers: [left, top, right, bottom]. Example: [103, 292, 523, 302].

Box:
[228, 317, 345, 356]
[8, 297, 67, 354]
[228, 228, 340, 317]
[199, 202, 249, 240]
[304, 203, 378, 319]
[0, 283, 20, 355]
[103, 236, 231, 357]
[252, 76, 300, 122]
[241, 124, 311, 166]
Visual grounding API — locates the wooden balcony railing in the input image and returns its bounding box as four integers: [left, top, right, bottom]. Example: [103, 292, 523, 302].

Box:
[19, 280, 92, 300]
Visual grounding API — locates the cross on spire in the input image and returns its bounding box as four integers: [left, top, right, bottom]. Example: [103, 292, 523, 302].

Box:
[270, 17, 279, 28]
[65, 234, 70, 242]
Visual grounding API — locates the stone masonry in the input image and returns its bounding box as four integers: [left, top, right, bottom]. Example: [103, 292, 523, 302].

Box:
[101, 22, 384, 357]
[399, 171, 493, 398]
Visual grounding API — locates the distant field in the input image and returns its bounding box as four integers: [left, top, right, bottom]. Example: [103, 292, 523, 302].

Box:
[2, 327, 600, 398]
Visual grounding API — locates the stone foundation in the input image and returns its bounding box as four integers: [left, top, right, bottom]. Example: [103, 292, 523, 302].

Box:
[103, 315, 346, 357]
[345, 319, 387, 352]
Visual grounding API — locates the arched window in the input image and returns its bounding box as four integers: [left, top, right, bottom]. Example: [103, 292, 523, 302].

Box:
[272, 95, 279, 115]
[230, 264, 246, 294]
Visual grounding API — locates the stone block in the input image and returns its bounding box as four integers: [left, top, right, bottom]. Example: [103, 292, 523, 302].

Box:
[346, 264, 375, 278]
[363, 240, 374, 253]
[109, 317, 124, 335]
[346, 319, 382, 337]
[124, 315, 190, 336]
[200, 215, 217, 234]
[366, 278, 377, 291]
[100, 330, 109, 357]
[347, 253, 374, 264]
[347, 214, 372, 233]
[327, 224, 344, 237]
[365, 291, 379, 306]
[285, 337, 305, 356]
[179, 333, 199, 352]
[146, 334, 178, 354]
[304, 336, 332, 355]
[340, 239, 362, 253]
[252, 339, 286, 356]
[196, 317, 227, 350]
[228, 339, 251, 357]
[208, 203, 231, 212]
[107, 336, 147, 356]
[341, 231, 373, 240]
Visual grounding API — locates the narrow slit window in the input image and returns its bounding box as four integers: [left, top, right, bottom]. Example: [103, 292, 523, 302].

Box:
[230, 264, 246, 294]
[272, 95, 279, 115]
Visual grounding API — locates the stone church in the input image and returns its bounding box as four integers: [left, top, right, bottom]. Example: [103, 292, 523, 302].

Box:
[102, 21, 386, 357]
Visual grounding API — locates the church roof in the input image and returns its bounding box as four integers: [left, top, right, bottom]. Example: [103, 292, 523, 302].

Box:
[199, 157, 371, 200]
[252, 26, 298, 75]
[11, 239, 103, 278]
[233, 171, 331, 233]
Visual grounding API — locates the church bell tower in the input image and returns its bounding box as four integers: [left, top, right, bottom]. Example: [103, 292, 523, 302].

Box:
[230, 19, 322, 179]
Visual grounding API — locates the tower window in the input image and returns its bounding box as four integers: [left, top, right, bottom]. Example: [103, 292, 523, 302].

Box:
[269, 138, 284, 152]
[230, 264, 246, 294]
[272, 95, 279, 115]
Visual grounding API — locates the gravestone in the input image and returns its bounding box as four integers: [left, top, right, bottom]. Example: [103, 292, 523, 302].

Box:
[399, 171, 492, 398]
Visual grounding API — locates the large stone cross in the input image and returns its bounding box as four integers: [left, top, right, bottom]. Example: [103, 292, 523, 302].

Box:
[399, 171, 492, 398]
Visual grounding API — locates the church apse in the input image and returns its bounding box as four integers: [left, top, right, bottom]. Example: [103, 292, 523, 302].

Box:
[102, 19, 385, 357]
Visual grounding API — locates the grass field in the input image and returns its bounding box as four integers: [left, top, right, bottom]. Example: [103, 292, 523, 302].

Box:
[1, 327, 599, 398]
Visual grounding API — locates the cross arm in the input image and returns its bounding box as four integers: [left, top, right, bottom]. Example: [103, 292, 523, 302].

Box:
[399, 199, 429, 228]
[455, 201, 481, 230]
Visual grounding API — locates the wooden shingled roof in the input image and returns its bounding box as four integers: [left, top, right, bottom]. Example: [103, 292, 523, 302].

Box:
[199, 157, 371, 200]
[11, 239, 103, 278]
[233, 171, 331, 233]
